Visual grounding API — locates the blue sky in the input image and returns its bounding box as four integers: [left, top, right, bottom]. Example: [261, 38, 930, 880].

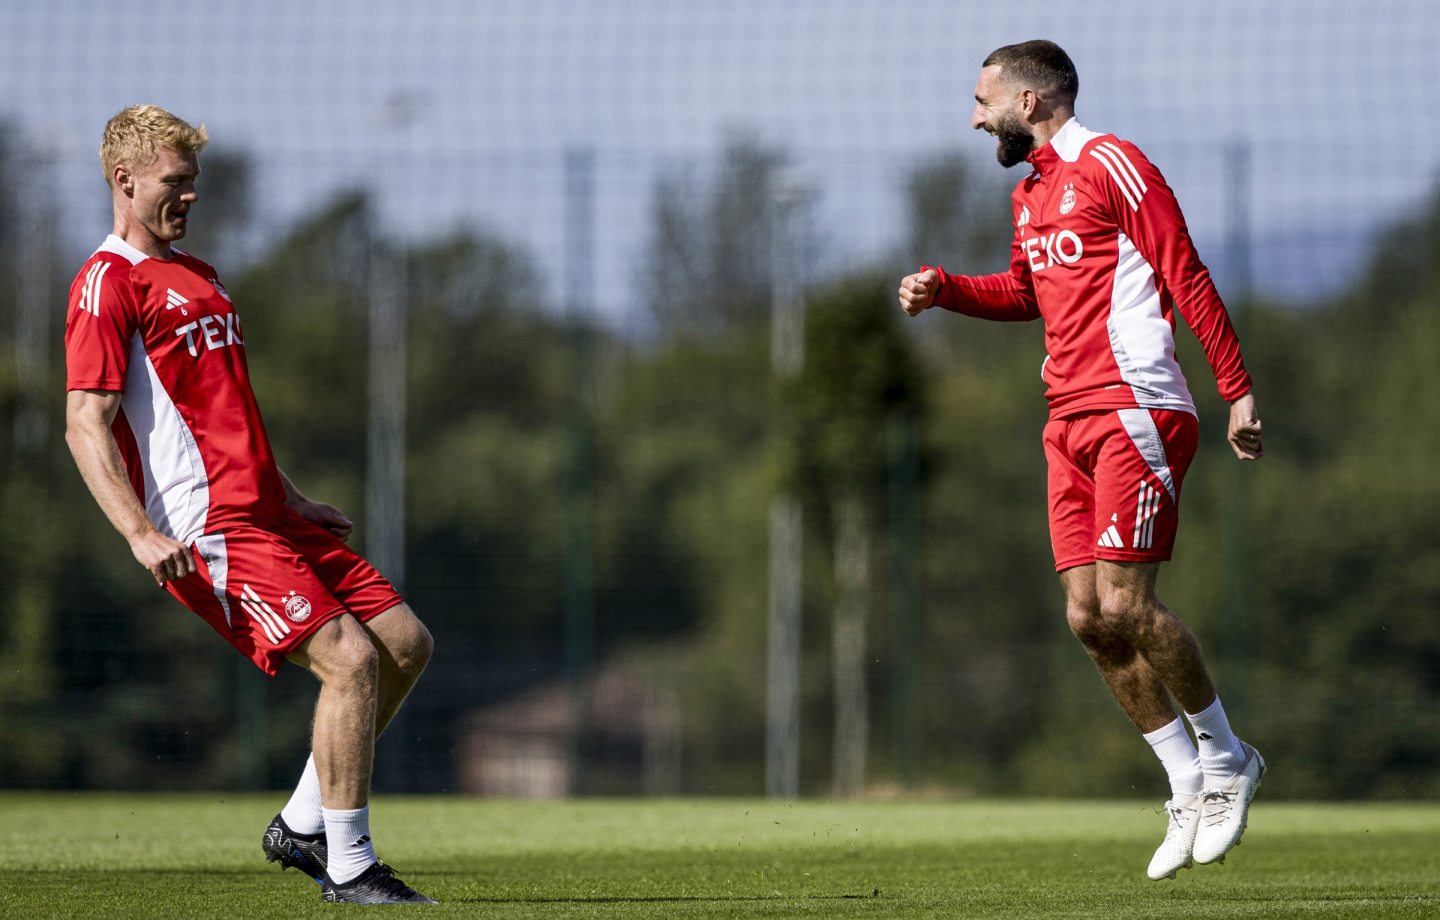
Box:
[8, 0, 1437, 319]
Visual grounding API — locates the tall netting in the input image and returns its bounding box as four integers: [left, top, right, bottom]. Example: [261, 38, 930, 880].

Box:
[3, 1, 1438, 799]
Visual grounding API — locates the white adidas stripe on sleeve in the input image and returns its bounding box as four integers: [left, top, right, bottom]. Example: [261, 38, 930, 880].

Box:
[1100, 142, 1148, 194]
[1090, 143, 1147, 212]
[80, 261, 110, 316]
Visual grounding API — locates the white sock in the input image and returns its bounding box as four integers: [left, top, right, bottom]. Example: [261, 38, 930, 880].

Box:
[1143, 717, 1203, 797]
[279, 754, 325, 836]
[1185, 696, 1246, 779]
[322, 805, 377, 885]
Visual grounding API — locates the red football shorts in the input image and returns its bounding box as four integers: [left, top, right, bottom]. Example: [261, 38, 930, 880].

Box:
[1043, 408, 1199, 572]
[165, 506, 403, 676]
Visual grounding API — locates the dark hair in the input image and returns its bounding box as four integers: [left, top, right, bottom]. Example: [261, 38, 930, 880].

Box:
[983, 40, 1078, 109]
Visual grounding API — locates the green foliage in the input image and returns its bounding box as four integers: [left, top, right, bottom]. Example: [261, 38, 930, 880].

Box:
[175, 148, 253, 266]
[789, 273, 923, 513]
[0, 130, 72, 786]
[5, 136, 1440, 800]
[905, 150, 1013, 273]
[599, 328, 776, 791]
[640, 136, 797, 339]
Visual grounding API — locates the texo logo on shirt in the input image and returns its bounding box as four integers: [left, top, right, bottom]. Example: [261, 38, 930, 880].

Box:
[1022, 229, 1084, 272]
[174, 313, 244, 357]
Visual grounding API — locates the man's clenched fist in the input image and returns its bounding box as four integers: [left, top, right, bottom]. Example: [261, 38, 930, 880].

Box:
[898, 269, 939, 316]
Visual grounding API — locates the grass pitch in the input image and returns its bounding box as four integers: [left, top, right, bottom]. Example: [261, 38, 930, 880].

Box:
[0, 795, 1436, 918]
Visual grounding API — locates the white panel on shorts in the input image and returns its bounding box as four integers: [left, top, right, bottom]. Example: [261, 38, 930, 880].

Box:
[122, 335, 211, 543]
[1117, 408, 1178, 504]
[194, 533, 233, 627]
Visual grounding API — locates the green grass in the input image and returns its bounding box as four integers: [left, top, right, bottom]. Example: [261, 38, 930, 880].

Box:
[0, 795, 1437, 918]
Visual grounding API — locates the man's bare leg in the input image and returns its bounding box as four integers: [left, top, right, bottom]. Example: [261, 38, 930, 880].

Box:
[267, 610, 436, 900]
[275, 614, 381, 886]
[288, 614, 380, 809]
[276, 603, 431, 816]
[362, 603, 435, 737]
[1061, 560, 1262, 873]
[1060, 563, 1198, 733]
[1091, 561, 1217, 716]
[269, 605, 433, 867]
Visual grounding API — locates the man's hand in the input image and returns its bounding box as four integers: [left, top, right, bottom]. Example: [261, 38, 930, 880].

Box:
[1228, 392, 1264, 460]
[130, 528, 197, 586]
[898, 269, 940, 316]
[279, 467, 354, 540]
[67, 388, 197, 587]
[293, 498, 354, 541]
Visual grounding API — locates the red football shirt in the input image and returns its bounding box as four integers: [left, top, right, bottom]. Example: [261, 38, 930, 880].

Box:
[65, 235, 285, 540]
[927, 118, 1252, 419]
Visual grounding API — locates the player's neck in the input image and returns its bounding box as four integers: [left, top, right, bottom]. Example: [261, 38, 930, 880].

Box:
[1028, 111, 1075, 153]
[112, 213, 174, 261]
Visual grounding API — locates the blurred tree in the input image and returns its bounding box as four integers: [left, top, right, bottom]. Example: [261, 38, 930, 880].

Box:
[640, 136, 802, 339]
[597, 327, 775, 792]
[8, 135, 1440, 801]
[0, 130, 69, 785]
[892, 151, 1059, 793]
[789, 274, 924, 797]
[177, 148, 254, 267]
[906, 151, 1012, 276]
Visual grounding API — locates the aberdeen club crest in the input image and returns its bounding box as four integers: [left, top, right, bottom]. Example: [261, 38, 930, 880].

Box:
[283, 591, 313, 623]
[1059, 184, 1077, 215]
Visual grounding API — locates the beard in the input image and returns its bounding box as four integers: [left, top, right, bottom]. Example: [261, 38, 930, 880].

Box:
[990, 110, 1034, 168]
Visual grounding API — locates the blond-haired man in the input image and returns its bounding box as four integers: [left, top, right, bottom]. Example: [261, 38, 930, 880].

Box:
[65, 104, 436, 905]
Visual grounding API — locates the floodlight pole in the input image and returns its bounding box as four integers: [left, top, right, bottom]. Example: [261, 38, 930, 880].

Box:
[563, 147, 597, 797]
[887, 409, 921, 791]
[366, 235, 410, 790]
[766, 173, 807, 799]
[367, 243, 408, 595]
[1221, 140, 1253, 720]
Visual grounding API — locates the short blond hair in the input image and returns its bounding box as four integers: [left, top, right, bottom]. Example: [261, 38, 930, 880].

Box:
[99, 105, 209, 188]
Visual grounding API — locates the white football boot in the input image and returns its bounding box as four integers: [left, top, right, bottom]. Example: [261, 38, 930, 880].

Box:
[1193, 741, 1266, 865]
[1147, 793, 1202, 880]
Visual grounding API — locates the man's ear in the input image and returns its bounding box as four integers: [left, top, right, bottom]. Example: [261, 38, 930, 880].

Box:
[1020, 88, 1040, 120]
[113, 164, 134, 196]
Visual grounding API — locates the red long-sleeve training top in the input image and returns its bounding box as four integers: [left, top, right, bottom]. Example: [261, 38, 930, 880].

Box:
[927, 118, 1251, 419]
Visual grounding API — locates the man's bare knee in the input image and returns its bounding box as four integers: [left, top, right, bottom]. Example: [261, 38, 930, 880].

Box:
[410, 621, 434, 672]
[1060, 564, 1107, 644]
[330, 637, 379, 693]
[392, 619, 434, 677]
[365, 605, 434, 678]
[302, 616, 380, 689]
[1094, 561, 1164, 637]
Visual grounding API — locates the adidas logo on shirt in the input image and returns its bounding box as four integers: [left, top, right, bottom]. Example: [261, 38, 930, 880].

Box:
[166, 288, 190, 316]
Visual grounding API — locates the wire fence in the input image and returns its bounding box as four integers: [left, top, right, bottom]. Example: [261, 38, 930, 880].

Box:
[3, 1, 1439, 800]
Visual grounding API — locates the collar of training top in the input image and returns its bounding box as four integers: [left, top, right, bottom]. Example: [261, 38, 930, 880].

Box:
[1026, 117, 1090, 175]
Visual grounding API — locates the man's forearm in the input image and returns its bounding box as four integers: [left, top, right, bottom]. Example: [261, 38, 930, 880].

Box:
[66, 421, 154, 543]
[926, 264, 1041, 322]
[278, 467, 306, 506]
